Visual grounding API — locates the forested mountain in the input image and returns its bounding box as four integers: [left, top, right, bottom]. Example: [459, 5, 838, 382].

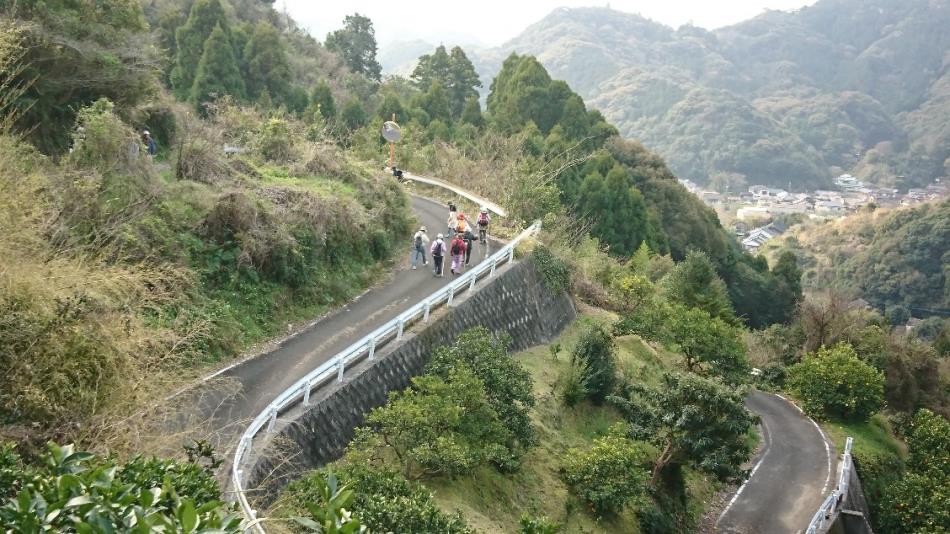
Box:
[472, 0, 950, 191]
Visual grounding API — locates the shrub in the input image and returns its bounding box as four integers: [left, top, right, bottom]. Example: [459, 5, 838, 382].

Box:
[571, 325, 617, 404]
[257, 116, 295, 162]
[561, 432, 649, 516]
[282, 464, 472, 534]
[519, 514, 562, 533]
[533, 245, 571, 293]
[427, 327, 537, 457]
[363, 369, 512, 478]
[786, 343, 885, 421]
[556, 359, 589, 407]
[0, 442, 239, 532]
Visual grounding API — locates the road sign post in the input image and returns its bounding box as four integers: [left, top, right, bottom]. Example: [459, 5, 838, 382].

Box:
[382, 115, 401, 169]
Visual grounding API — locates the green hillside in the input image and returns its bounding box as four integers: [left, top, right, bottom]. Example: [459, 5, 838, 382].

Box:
[476, 0, 950, 190]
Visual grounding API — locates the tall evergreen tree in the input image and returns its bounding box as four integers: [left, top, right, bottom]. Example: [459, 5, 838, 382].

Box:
[325, 13, 382, 81]
[459, 97, 484, 129]
[416, 81, 451, 124]
[412, 45, 481, 120]
[411, 45, 451, 89]
[486, 53, 567, 134]
[243, 21, 291, 103]
[171, 0, 228, 99]
[191, 24, 245, 115]
[377, 93, 406, 122]
[341, 98, 367, 131]
[578, 165, 651, 256]
[310, 82, 336, 120]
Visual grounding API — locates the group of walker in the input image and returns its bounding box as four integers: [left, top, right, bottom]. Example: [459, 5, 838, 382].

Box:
[410, 202, 492, 277]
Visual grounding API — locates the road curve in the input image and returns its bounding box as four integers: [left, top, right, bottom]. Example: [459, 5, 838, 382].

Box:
[178, 195, 497, 438]
[715, 391, 836, 534]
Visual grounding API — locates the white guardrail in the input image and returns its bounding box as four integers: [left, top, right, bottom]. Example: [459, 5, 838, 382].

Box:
[232, 221, 542, 532]
[805, 436, 854, 534]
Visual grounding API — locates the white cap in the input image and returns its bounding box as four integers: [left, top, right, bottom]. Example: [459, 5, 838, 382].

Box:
[143, 130, 150, 135]
[480, 206, 488, 213]
[420, 225, 426, 232]
[437, 233, 444, 239]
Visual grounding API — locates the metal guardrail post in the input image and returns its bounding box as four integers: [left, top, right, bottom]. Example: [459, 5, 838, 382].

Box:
[423, 301, 431, 322]
[368, 338, 375, 360]
[490, 258, 497, 277]
[396, 319, 404, 341]
[447, 285, 455, 306]
[508, 246, 515, 263]
[302, 380, 311, 406]
[266, 409, 276, 433]
[469, 273, 477, 291]
[337, 360, 344, 382]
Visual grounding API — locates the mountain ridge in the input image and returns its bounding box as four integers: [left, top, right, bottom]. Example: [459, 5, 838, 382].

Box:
[467, 1, 950, 191]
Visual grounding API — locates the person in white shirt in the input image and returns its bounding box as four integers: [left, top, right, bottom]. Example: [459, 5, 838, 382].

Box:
[410, 226, 429, 270]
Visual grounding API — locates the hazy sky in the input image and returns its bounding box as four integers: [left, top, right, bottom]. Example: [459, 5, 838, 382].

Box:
[280, 0, 818, 47]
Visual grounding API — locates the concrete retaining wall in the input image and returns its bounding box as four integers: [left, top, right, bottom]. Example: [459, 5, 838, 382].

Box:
[244, 257, 575, 507]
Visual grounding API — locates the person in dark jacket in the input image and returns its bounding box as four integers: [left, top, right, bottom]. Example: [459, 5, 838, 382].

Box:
[143, 130, 157, 156]
[463, 228, 477, 265]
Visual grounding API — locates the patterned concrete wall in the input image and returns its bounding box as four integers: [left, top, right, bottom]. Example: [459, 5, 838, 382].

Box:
[245, 256, 576, 506]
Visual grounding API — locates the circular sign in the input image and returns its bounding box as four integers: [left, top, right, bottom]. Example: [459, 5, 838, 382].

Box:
[381, 121, 401, 143]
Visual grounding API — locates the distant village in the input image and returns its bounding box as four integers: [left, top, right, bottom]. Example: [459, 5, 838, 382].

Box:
[678, 174, 950, 252]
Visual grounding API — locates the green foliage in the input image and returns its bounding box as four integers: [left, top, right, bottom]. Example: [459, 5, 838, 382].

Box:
[571, 325, 617, 405]
[519, 514, 562, 534]
[243, 21, 292, 103]
[282, 464, 472, 533]
[577, 165, 654, 256]
[310, 82, 337, 120]
[363, 369, 513, 478]
[0, 442, 239, 532]
[172, 0, 228, 99]
[377, 93, 405, 122]
[257, 117, 294, 162]
[6, 0, 158, 153]
[459, 97, 485, 129]
[561, 432, 649, 517]
[341, 99, 368, 131]
[786, 343, 885, 421]
[292, 471, 365, 533]
[412, 45, 482, 119]
[191, 24, 246, 114]
[427, 328, 537, 459]
[877, 409, 950, 533]
[325, 13, 382, 81]
[533, 246, 571, 294]
[660, 250, 735, 323]
[611, 372, 757, 483]
[556, 359, 589, 408]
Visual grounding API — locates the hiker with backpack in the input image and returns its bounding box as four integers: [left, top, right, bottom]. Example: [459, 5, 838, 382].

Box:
[446, 203, 458, 236]
[430, 233, 446, 277]
[455, 213, 470, 235]
[476, 206, 491, 244]
[463, 227, 477, 265]
[449, 233, 467, 275]
[410, 226, 429, 270]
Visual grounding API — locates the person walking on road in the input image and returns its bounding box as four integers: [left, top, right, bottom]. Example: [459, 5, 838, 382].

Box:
[476, 206, 491, 244]
[446, 203, 458, 236]
[463, 227, 477, 265]
[431, 233, 446, 277]
[455, 213, 470, 235]
[411, 226, 429, 270]
[449, 233, 467, 275]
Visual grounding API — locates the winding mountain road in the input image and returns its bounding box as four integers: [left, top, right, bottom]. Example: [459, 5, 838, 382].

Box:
[715, 391, 836, 533]
[174, 194, 496, 441]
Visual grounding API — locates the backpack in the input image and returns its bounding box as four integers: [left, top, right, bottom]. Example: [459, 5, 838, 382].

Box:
[456, 221, 466, 233]
[414, 234, 423, 248]
[478, 212, 489, 226]
[451, 240, 462, 255]
[433, 242, 443, 256]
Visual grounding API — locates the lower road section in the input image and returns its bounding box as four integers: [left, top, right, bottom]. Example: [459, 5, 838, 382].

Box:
[716, 391, 835, 534]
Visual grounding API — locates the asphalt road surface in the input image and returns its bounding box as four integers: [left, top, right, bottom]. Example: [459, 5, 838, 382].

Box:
[174, 195, 495, 437]
[716, 390, 836, 534]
